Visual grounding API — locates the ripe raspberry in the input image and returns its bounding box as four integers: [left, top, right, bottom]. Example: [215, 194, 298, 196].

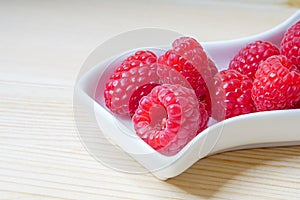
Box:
[103, 50, 159, 116]
[252, 55, 300, 111]
[212, 69, 254, 121]
[158, 37, 217, 115]
[132, 84, 208, 156]
[172, 36, 218, 86]
[281, 20, 300, 71]
[157, 50, 207, 100]
[172, 36, 210, 69]
[229, 40, 280, 80]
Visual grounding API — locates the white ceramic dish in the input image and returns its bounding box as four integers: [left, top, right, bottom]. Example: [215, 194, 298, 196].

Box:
[75, 10, 300, 180]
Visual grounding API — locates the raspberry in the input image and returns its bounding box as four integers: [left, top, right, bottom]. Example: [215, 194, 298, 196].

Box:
[158, 37, 217, 115]
[172, 36, 210, 69]
[252, 55, 300, 111]
[212, 69, 254, 121]
[172, 37, 218, 86]
[157, 50, 207, 100]
[132, 84, 208, 156]
[229, 40, 280, 80]
[281, 20, 300, 71]
[103, 50, 159, 116]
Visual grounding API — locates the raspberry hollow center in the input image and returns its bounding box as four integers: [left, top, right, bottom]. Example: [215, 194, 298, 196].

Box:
[149, 104, 167, 131]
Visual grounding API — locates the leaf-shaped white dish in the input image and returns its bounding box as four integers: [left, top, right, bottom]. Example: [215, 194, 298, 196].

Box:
[75, 10, 300, 180]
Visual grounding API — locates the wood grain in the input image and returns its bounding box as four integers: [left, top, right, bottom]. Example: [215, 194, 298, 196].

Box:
[0, 1, 299, 199]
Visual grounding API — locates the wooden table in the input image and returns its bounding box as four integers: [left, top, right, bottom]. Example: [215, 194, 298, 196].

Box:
[1, 1, 299, 199]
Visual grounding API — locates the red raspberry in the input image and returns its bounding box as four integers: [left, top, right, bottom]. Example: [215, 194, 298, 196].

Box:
[172, 36, 218, 85]
[158, 37, 217, 115]
[172, 36, 210, 69]
[229, 40, 280, 80]
[132, 84, 208, 156]
[157, 50, 207, 100]
[212, 69, 254, 121]
[103, 50, 159, 116]
[252, 55, 300, 111]
[280, 20, 300, 71]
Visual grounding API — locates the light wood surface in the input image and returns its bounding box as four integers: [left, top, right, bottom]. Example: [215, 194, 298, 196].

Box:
[1, 0, 300, 199]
